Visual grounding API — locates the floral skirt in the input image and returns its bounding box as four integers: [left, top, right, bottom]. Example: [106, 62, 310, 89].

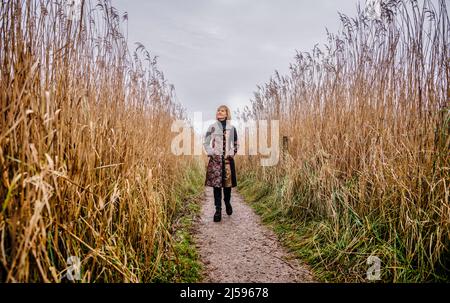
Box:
[205, 155, 237, 188]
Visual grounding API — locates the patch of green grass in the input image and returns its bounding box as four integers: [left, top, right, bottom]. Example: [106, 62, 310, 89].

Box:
[237, 174, 450, 283]
[153, 160, 205, 282]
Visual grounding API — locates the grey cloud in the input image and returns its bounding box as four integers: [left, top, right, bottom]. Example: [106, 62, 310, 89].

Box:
[112, 0, 358, 121]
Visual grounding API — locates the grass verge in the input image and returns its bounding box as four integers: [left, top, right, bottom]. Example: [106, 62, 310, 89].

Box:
[237, 174, 450, 283]
[152, 158, 205, 282]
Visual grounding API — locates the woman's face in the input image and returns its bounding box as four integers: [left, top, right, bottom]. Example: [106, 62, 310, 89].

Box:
[216, 108, 227, 121]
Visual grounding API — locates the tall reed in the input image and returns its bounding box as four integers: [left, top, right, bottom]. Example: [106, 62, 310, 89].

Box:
[238, 0, 449, 281]
[0, 0, 196, 282]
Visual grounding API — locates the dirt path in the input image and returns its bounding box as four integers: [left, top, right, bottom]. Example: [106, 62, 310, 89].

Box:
[193, 187, 315, 283]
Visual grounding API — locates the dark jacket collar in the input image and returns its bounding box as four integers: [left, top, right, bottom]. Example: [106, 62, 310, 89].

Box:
[217, 119, 231, 130]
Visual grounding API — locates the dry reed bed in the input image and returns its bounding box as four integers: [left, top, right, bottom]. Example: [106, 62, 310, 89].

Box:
[0, 0, 195, 282]
[237, 0, 449, 281]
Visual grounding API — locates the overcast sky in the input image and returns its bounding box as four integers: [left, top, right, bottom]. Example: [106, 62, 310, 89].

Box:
[111, 0, 360, 121]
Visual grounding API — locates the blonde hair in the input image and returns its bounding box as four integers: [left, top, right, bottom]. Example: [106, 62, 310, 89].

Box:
[217, 105, 231, 120]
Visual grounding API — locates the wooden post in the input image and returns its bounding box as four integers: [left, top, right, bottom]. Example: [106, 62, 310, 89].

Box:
[282, 135, 289, 165]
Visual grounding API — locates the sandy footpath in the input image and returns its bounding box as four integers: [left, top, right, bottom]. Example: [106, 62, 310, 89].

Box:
[193, 187, 315, 283]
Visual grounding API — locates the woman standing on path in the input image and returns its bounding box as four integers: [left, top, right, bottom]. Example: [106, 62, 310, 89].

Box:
[203, 105, 239, 222]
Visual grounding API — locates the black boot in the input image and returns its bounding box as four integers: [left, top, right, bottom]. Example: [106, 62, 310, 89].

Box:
[225, 202, 232, 216]
[213, 208, 222, 222]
